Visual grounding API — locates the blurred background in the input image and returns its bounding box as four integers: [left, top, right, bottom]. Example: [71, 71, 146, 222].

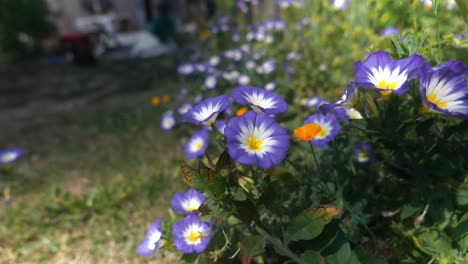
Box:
[0, 0, 466, 263]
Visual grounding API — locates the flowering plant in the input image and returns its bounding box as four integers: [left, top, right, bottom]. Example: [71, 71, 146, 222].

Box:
[141, 1, 468, 263]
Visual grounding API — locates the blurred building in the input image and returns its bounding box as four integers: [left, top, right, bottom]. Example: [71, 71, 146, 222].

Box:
[45, 0, 187, 35]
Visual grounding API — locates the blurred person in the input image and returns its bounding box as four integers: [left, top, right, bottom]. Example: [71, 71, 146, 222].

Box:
[151, 3, 176, 44]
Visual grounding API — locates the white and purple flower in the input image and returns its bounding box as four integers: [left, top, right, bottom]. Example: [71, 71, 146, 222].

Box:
[215, 119, 227, 135]
[418, 60, 468, 118]
[171, 188, 206, 214]
[184, 129, 209, 159]
[354, 51, 426, 95]
[302, 114, 341, 147]
[320, 82, 360, 114]
[177, 102, 193, 116]
[332, 0, 349, 10]
[177, 63, 195, 75]
[380, 26, 400, 37]
[0, 148, 25, 165]
[137, 218, 163, 257]
[204, 75, 217, 90]
[224, 111, 290, 169]
[232, 85, 288, 115]
[160, 112, 177, 131]
[181, 95, 231, 125]
[172, 214, 213, 254]
[258, 59, 276, 75]
[354, 141, 374, 163]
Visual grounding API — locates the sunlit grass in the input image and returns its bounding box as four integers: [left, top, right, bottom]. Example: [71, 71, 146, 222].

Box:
[0, 62, 186, 263]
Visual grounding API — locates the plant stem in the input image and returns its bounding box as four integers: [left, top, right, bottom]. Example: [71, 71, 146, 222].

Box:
[254, 225, 301, 263]
[308, 142, 323, 178]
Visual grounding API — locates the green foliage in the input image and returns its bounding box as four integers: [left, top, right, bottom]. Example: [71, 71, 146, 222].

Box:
[0, 0, 53, 60]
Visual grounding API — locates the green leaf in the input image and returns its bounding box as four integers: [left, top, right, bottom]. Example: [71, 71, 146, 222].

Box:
[180, 253, 199, 264]
[285, 205, 341, 243]
[453, 219, 468, 241]
[215, 150, 235, 172]
[198, 160, 226, 197]
[241, 235, 266, 257]
[300, 250, 325, 264]
[325, 243, 360, 264]
[456, 183, 468, 206]
[400, 204, 421, 220]
[455, 0, 468, 22]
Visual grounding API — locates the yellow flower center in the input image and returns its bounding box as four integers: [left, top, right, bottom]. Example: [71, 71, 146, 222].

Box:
[427, 93, 447, 108]
[246, 135, 263, 151]
[188, 231, 201, 243]
[377, 80, 398, 90]
[316, 128, 328, 138]
[195, 143, 203, 151]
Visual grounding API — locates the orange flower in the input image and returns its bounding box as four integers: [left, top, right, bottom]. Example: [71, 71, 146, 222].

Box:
[199, 30, 211, 41]
[162, 95, 171, 103]
[294, 123, 321, 141]
[236, 107, 249, 116]
[151, 96, 161, 106]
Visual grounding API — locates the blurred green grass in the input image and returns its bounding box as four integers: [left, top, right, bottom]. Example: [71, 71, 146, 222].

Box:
[0, 58, 185, 263]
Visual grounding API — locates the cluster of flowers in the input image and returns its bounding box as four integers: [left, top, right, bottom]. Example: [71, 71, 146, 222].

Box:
[137, 188, 213, 257]
[168, 50, 468, 170]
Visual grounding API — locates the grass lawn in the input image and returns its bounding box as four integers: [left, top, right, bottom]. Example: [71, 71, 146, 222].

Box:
[0, 58, 186, 263]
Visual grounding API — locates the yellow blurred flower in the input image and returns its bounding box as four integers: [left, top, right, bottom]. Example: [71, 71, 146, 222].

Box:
[236, 107, 249, 116]
[162, 95, 171, 103]
[151, 96, 161, 106]
[199, 30, 211, 41]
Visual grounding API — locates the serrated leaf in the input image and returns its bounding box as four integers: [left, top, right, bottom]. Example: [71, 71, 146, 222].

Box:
[241, 235, 265, 257]
[285, 205, 341, 243]
[300, 250, 324, 264]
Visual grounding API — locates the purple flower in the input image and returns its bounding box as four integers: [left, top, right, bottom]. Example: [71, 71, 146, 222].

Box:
[264, 82, 276, 91]
[258, 59, 276, 75]
[320, 82, 360, 113]
[335, 107, 363, 120]
[208, 56, 220, 67]
[354, 51, 427, 95]
[238, 74, 250, 85]
[215, 119, 227, 135]
[303, 114, 341, 147]
[160, 112, 177, 131]
[332, 0, 349, 10]
[137, 218, 163, 257]
[418, 60, 468, 118]
[172, 214, 213, 254]
[224, 111, 290, 169]
[171, 188, 206, 214]
[305, 96, 328, 110]
[204, 76, 217, 90]
[181, 95, 231, 125]
[184, 130, 209, 159]
[177, 102, 193, 116]
[380, 26, 400, 37]
[177, 63, 195, 75]
[232, 86, 288, 115]
[354, 141, 374, 163]
[0, 148, 24, 165]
